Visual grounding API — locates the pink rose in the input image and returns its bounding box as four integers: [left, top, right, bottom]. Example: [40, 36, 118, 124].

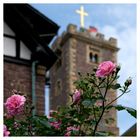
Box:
[65, 126, 79, 136]
[96, 61, 116, 77]
[73, 90, 81, 104]
[5, 94, 26, 116]
[3, 125, 10, 136]
[64, 131, 71, 136]
[66, 126, 79, 131]
[49, 120, 61, 129]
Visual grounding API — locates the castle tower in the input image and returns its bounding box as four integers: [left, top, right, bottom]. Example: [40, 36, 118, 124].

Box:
[50, 24, 119, 135]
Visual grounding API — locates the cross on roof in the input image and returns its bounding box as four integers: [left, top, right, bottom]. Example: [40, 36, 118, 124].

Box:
[76, 6, 88, 28]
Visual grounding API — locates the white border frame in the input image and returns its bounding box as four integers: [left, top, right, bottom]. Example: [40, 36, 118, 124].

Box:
[0, 0, 139, 139]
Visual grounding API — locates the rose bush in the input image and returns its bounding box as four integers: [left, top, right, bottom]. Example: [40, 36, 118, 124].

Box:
[3, 61, 136, 136]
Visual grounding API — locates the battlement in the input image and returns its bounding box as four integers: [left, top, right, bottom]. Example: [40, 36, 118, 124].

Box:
[51, 24, 119, 52]
[65, 24, 117, 47]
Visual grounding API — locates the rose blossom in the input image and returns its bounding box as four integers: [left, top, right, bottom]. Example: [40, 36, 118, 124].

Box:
[65, 126, 79, 136]
[49, 120, 61, 129]
[73, 90, 81, 104]
[96, 61, 116, 77]
[5, 94, 26, 116]
[65, 131, 71, 136]
[66, 126, 79, 131]
[3, 125, 10, 136]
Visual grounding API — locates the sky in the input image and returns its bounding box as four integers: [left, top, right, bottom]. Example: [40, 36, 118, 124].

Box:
[31, 4, 136, 135]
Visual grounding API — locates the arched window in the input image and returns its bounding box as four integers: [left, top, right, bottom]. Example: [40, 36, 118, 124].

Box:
[89, 52, 98, 63]
[93, 54, 98, 63]
[89, 52, 93, 62]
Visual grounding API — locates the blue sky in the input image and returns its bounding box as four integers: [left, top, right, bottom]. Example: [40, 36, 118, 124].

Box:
[31, 4, 136, 135]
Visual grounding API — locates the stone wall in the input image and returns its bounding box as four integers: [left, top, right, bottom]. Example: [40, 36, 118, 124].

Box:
[50, 24, 119, 135]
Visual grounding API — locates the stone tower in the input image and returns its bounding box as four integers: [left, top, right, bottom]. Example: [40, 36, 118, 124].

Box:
[50, 24, 119, 135]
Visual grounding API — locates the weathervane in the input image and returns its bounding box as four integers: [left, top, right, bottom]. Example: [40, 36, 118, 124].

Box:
[76, 6, 88, 28]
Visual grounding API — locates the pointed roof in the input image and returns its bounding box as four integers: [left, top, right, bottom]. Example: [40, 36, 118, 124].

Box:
[4, 4, 59, 69]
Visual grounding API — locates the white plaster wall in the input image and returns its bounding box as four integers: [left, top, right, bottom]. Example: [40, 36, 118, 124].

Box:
[4, 22, 15, 36]
[20, 41, 31, 60]
[4, 37, 16, 57]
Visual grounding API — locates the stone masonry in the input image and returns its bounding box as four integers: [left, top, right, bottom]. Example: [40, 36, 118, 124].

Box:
[50, 24, 119, 135]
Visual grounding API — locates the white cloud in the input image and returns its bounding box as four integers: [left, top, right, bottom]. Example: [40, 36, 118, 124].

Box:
[78, 4, 137, 134]
[85, 4, 136, 112]
[106, 5, 135, 22]
[100, 23, 136, 104]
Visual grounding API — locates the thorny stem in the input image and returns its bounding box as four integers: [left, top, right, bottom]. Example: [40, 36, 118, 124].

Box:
[105, 88, 128, 108]
[23, 103, 33, 136]
[93, 75, 128, 135]
[92, 82, 104, 99]
[93, 77, 109, 136]
[93, 106, 97, 121]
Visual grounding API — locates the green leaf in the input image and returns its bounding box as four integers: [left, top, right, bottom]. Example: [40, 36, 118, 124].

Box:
[106, 105, 113, 110]
[82, 99, 91, 107]
[114, 105, 137, 118]
[111, 83, 121, 90]
[82, 99, 95, 107]
[48, 117, 57, 123]
[95, 131, 109, 136]
[115, 105, 125, 110]
[71, 130, 79, 136]
[91, 120, 97, 125]
[33, 116, 51, 128]
[126, 107, 137, 118]
[116, 75, 120, 79]
[40, 120, 51, 128]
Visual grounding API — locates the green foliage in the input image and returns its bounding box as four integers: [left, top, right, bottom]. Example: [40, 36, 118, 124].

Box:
[82, 99, 95, 107]
[4, 63, 136, 136]
[111, 83, 121, 89]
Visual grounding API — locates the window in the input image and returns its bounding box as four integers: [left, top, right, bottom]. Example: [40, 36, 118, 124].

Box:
[93, 54, 98, 63]
[87, 45, 100, 64]
[4, 22, 31, 61]
[4, 37, 16, 57]
[4, 23, 15, 36]
[89, 52, 99, 63]
[4, 23, 16, 57]
[20, 41, 31, 60]
[89, 52, 93, 62]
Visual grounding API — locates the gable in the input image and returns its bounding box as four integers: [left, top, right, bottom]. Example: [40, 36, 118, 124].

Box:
[4, 22, 31, 61]
[4, 4, 59, 69]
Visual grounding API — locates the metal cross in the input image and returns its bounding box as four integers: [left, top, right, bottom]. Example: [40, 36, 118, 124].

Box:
[76, 6, 88, 28]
